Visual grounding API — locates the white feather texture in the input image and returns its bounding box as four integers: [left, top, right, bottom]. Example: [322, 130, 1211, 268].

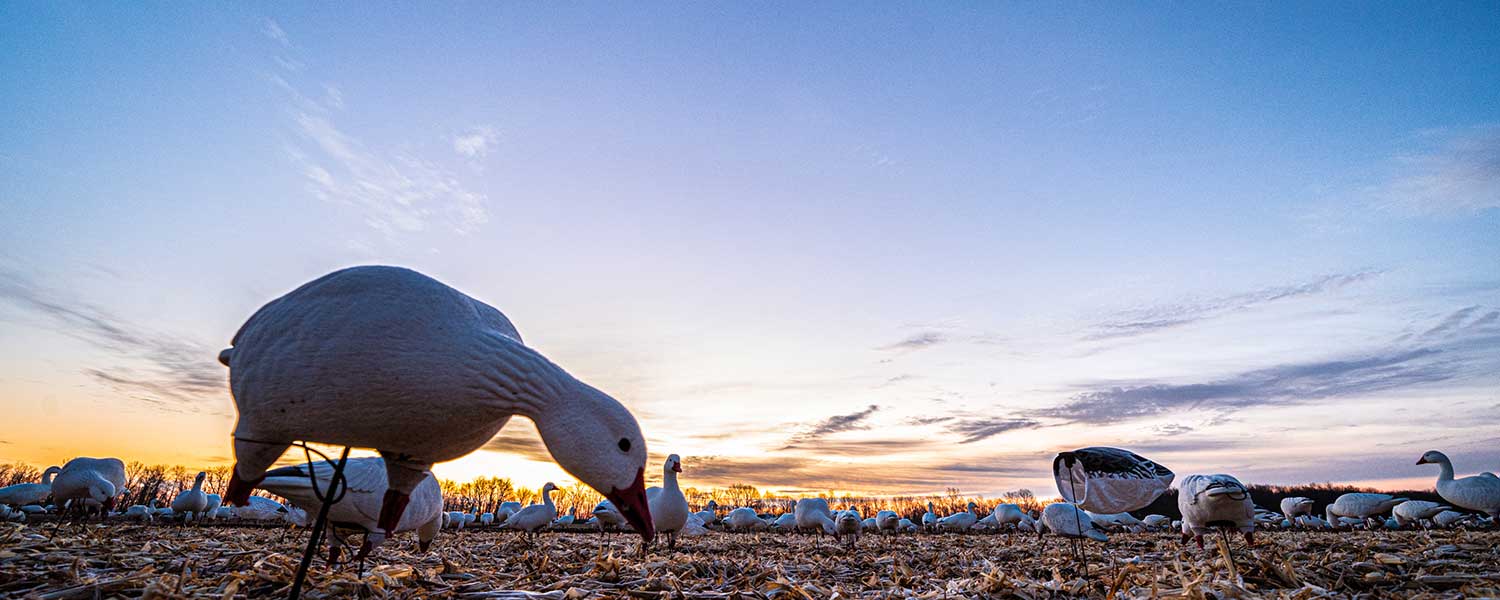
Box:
[501, 482, 558, 534]
[0, 466, 61, 507]
[258, 457, 443, 550]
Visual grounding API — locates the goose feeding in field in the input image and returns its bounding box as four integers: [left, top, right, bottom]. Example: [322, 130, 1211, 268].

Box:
[1142, 514, 1170, 530]
[726, 507, 766, 531]
[875, 510, 899, 533]
[501, 482, 558, 539]
[259, 457, 443, 558]
[646, 454, 690, 547]
[234, 496, 286, 521]
[51, 457, 126, 518]
[1325, 493, 1405, 524]
[155, 506, 175, 519]
[1053, 447, 1174, 514]
[593, 499, 627, 532]
[1177, 474, 1255, 548]
[1433, 510, 1475, 528]
[1393, 500, 1451, 527]
[921, 501, 937, 531]
[553, 507, 578, 528]
[219, 266, 654, 544]
[495, 500, 522, 524]
[834, 508, 862, 544]
[899, 517, 917, 532]
[937, 501, 980, 532]
[479, 512, 494, 525]
[448, 511, 467, 530]
[794, 498, 836, 534]
[1417, 450, 1500, 519]
[1039, 503, 1107, 542]
[0, 466, 60, 507]
[973, 513, 997, 531]
[1086, 511, 1143, 532]
[203, 494, 223, 520]
[124, 501, 156, 523]
[693, 500, 719, 528]
[992, 503, 1035, 530]
[171, 472, 210, 523]
[1280, 497, 1314, 522]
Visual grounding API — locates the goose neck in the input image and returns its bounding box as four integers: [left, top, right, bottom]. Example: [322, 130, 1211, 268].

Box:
[541, 487, 555, 510]
[41, 467, 60, 485]
[663, 467, 679, 490]
[475, 333, 576, 420]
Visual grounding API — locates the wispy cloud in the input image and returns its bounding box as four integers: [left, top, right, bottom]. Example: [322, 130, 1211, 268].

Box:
[453, 127, 498, 159]
[261, 18, 291, 48]
[877, 331, 947, 352]
[686, 452, 1041, 494]
[1089, 271, 1381, 340]
[783, 404, 880, 448]
[1377, 125, 1500, 216]
[0, 271, 224, 410]
[946, 417, 1040, 443]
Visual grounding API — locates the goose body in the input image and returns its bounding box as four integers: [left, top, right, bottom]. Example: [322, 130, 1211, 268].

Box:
[220, 266, 653, 542]
[479, 512, 495, 525]
[794, 498, 835, 534]
[1393, 500, 1450, 526]
[991, 503, 1034, 529]
[171, 472, 210, 522]
[920, 501, 937, 531]
[124, 502, 155, 522]
[258, 457, 443, 553]
[834, 508, 862, 543]
[1142, 514, 1170, 529]
[898, 517, 918, 532]
[727, 507, 767, 531]
[1086, 511, 1143, 531]
[496, 501, 522, 524]
[0, 466, 60, 507]
[1433, 510, 1475, 528]
[233, 496, 286, 521]
[875, 509, 900, 533]
[937, 501, 979, 532]
[772, 512, 797, 530]
[448, 511, 467, 530]
[1280, 497, 1314, 522]
[1053, 447, 1174, 514]
[1325, 493, 1405, 522]
[1178, 474, 1255, 547]
[501, 482, 558, 535]
[593, 499, 627, 530]
[203, 494, 223, 520]
[1039, 503, 1108, 542]
[553, 507, 577, 528]
[646, 454, 691, 546]
[1418, 450, 1500, 518]
[51, 457, 125, 516]
[693, 500, 719, 528]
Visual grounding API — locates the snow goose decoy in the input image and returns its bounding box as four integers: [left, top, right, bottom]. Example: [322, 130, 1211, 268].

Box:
[875, 510, 899, 534]
[1393, 500, 1451, 527]
[834, 508, 862, 545]
[219, 266, 655, 544]
[1177, 474, 1255, 548]
[693, 500, 719, 529]
[920, 501, 938, 531]
[593, 499, 628, 535]
[938, 501, 980, 532]
[1325, 493, 1405, 524]
[1141, 514, 1170, 530]
[1433, 510, 1476, 529]
[992, 503, 1035, 530]
[0, 466, 61, 508]
[772, 512, 797, 531]
[794, 498, 836, 534]
[1039, 503, 1108, 542]
[51, 457, 125, 519]
[479, 511, 495, 526]
[234, 496, 287, 521]
[501, 482, 558, 540]
[1053, 447, 1174, 514]
[1279, 497, 1314, 523]
[646, 454, 690, 547]
[170, 472, 209, 523]
[495, 500, 522, 525]
[726, 507, 768, 531]
[259, 457, 443, 560]
[124, 500, 156, 523]
[203, 493, 223, 520]
[1417, 450, 1500, 519]
[552, 507, 577, 528]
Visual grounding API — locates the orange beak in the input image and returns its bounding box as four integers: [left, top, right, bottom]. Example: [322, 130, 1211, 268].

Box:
[606, 467, 655, 543]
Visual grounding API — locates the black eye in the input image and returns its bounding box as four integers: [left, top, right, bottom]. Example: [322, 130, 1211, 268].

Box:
[617, 438, 631, 453]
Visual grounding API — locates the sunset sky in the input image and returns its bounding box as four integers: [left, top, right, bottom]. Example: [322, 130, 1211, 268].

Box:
[2, 4, 1497, 498]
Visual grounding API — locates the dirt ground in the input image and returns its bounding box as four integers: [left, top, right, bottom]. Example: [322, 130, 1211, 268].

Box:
[1, 520, 1497, 598]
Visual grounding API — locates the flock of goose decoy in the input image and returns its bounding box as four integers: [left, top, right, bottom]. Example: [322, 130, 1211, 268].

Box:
[2, 266, 1497, 564]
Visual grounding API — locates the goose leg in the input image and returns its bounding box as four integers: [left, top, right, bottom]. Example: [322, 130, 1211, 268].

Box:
[376, 453, 430, 539]
[226, 438, 290, 506]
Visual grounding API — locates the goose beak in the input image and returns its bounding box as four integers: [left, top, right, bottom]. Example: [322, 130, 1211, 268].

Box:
[607, 467, 655, 543]
[1415, 457, 1430, 465]
[671, 462, 682, 473]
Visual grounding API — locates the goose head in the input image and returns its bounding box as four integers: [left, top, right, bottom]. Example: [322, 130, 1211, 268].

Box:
[535, 383, 653, 542]
[1416, 450, 1449, 465]
[665, 454, 683, 474]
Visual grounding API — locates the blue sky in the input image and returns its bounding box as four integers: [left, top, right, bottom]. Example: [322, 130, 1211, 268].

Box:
[1, 4, 1497, 496]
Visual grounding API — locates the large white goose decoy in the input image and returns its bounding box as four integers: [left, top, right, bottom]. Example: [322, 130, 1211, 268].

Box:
[937, 501, 980, 532]
[646, 454, 690, 547]
[1392, 500, 1450, 527]
[1039, 503, 1107, 542]
[1325, 493, 1405, 523]
[170, 472, 210, 523]
[1417, 450, 1500, 519]
[260, 457, 443, 559]
[501, 482, 558, 539]
[51, 457, 126, 517]
[0, 466, 61, 507]
[794, 498, 836, 534]
[219, 266, 654, 542]
[1177, 474, 1255, 548]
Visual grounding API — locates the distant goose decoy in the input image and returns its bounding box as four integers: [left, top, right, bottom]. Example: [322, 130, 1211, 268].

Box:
[259, 457, 443, 560]
[0, 466, 61, 508]
[495, 501, 522, 525]
[1039, 503, 1108, 542]
[593, 499, 628, 535]
[875, 510, 900, 534]
[1279, 497, 1315, 524]
[1393, 500, 1451, 527]
[794, 498, 836, 535]
[992, 503, 1035, 530]
[501, 482, 558, 539]
[727, 507, 768, 532]
[693, 500, 719, 529]
[1177, 474, 1255, 548]
[937, 501, 980, 532]
[51, 457, 126, 519]
[1325, 493, 1405, 524]
[1417, 450, 1500, 519]
[170, 472, 210, 523]
[921, 501, 938, 531]
[219, 266, 655, 545]
[234, 496, 288, 521]
[203, 494, 223, 520]
[834, 508, 862, 545]
[646, 454, 690, 547]
[772, 512, 797, 531]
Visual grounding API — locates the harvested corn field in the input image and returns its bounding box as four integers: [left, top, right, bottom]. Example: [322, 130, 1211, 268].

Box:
[1, 522, 1497, 599]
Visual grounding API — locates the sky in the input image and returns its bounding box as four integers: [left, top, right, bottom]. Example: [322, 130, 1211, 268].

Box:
[1, 4, 1497, 498]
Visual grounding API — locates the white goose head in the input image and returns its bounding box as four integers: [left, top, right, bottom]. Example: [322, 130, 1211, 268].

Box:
[535, 381, 653, 541]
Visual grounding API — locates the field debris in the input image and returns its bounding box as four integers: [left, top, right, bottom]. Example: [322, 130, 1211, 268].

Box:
[0, 522, 1496, 598]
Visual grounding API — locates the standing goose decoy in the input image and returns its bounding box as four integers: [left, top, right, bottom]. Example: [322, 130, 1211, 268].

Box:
[1177, 474, 1255, 549]
[1417, 450, 1500, 519]
[937, 501, 980, 532]
[171, 472, 210, 523]
[501, 482, 558, 540]
[1393, 500, 1451, 527]
[0, 466, 61, 508]
[1039, 503, 1108, 542]
[920, 501, 938, 531]
[51, 457, 126, 519]
[219, 266, 655, 545]
[646, 454, 690, 547]
[259, 457, 444, 561]
[1325, 493, 1406, 524]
